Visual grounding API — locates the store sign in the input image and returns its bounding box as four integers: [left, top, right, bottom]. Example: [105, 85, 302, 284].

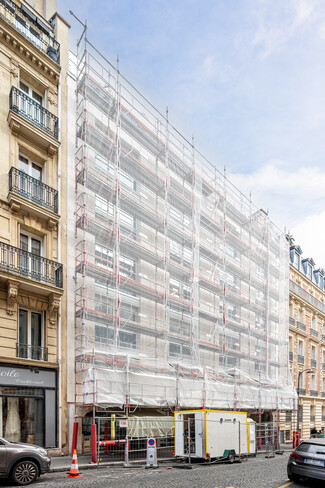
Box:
[0, 366, 56, 388]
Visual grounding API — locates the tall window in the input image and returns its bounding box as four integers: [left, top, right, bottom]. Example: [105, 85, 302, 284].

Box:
[19, 80, 44, 126]
[18, 309, 44, 360]
[19, 232, 42, 279]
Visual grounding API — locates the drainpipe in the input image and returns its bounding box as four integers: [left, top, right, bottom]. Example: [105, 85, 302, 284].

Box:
[57, 67, 62, 452]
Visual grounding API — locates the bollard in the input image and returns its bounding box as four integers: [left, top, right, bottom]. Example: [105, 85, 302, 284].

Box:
[146, 438, 158, 468]
[71, 422, 78, 456]
[91, 424, 97, 463]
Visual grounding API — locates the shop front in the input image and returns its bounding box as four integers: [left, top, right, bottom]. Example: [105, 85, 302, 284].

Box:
[0, 364, 56, 448]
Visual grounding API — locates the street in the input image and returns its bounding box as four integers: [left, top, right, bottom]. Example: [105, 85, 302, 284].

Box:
[0, 452, 324, 488]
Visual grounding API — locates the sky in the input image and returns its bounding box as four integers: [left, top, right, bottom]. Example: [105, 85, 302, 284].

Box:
[58, 0, 325, 268]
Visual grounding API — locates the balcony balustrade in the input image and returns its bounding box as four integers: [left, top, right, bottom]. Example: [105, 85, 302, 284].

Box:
[323, 392, 325, 398]
[9, 87, 59, 140]
[0, 0, 60, 63]
[297, 321, 306, 332]
[299, 388, 306, 395]
[289, 351, 293, 361]
[310, 390, 318, 397]
[323, 363, 325, 371]
[0, 241, 62, 288]
[310, 328, 318, 338]
[298, 354, 305, 365]
[16, 343, 48, 361]
[9, 167, 58, 214]
[289, 317, 296, 326]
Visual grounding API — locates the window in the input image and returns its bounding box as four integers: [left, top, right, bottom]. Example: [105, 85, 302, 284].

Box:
[169, 278, 191, 301]
[297, 309, 302, 322]
[19, 232, 43, 278]
[19, 80, 44, 124]
[310, 375, 316, 391]
[15, 16, 42, 48]
[95, 244, 113, 270]
[95, 324, 114, 347]
[169, 342, 191, 358]
[170, 206, 190, 228]
[19, 154, 43, 181]
[170, 316, 190, 337]
[18, 309, 44, 360]
[312, 317, 317, 330]
[95, 325, 137, 349]
[170, 240, 191, 267]
[298, 340, 304, 356]
[311, 345, 316, 360]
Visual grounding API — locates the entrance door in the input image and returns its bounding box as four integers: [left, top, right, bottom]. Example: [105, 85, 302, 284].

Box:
[195, 411, 204, 458]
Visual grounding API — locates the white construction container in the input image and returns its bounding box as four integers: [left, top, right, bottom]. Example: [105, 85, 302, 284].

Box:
[174, 409, 256, 460]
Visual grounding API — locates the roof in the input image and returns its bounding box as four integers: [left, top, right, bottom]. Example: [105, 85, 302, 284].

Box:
[300, 438, 325, 445]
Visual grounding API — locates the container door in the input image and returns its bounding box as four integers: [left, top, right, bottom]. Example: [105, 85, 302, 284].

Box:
[195, 411, 204, 458]
[249, 421, 256, 454]
[175, 413, 184, 456]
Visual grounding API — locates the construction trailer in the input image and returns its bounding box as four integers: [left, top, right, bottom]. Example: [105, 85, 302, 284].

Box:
[69, 31, 296, 442]
[174, 409, 256, 460]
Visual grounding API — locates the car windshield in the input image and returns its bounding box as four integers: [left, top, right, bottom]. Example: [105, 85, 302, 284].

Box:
[298, 443, 325, 454]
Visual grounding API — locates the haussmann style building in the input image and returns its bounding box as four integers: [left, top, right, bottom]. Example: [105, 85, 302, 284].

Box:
[288, 236, 325, 441]
[0, 0, 69, 452]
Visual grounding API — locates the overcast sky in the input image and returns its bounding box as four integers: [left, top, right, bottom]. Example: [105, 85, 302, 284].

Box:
[59, 0, 325, 268]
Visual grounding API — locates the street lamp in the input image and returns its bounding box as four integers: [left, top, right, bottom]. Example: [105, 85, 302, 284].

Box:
[296, 368, 313, 442]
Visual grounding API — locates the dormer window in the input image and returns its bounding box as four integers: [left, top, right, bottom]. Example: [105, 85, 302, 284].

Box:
[308, 265, 313, 280]
[293, 252, 299, 269]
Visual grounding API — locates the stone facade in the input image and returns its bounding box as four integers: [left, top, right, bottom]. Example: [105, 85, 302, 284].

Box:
[0, 0, 69, 452]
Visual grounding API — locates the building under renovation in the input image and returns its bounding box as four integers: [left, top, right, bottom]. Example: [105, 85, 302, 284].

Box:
[68, 36, 296, 441]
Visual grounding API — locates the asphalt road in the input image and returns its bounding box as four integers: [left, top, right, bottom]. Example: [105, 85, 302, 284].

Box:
[0, 452, 324, 488]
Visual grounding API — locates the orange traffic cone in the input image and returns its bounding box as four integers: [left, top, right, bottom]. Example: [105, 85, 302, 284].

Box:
[66, 449, 83, 478]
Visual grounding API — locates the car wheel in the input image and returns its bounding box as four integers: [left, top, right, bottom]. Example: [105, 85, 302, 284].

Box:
[288, 472, 300, 482]
[11, 460, 38, 486]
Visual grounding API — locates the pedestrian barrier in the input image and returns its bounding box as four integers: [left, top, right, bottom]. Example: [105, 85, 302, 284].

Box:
[66, 449, 83, 478]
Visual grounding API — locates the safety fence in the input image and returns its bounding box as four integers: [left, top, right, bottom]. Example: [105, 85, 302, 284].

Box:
[73, 414, 291, 465]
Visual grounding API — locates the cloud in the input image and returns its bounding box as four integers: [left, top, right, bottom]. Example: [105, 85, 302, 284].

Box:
[229, 160, 325, 239]
[252, 0, 317, 57]
[291, 211, 325, 267]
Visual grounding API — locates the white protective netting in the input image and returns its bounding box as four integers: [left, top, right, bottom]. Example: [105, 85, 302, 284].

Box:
[72, 41, 296, 413]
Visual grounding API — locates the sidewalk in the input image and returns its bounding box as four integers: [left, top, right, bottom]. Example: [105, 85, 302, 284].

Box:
[50, 446, 293, 473]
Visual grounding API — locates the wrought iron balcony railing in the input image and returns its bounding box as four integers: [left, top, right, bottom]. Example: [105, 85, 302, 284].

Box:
[9, 87, 59, 140]
[298, 354, 305, 365]
[0, 0, 60, 63]
[0, 241, 62, 288]
[310, 391, 318, 397]
[289, 317, 296, 326]
[297, 321, 306, 332]
[299, 388, 306, 395]
[16, 343, 48, 361]
[310, 328, 318, 338]
[9, 167, 58, 214]
[289, 351, 293, 361]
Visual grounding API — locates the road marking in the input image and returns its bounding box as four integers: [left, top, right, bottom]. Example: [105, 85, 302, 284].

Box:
[277, 482, 293, 488]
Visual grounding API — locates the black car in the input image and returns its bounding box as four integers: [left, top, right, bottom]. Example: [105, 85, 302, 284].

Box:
[287, 438, 325, 482]
[0, 437, 51, 485]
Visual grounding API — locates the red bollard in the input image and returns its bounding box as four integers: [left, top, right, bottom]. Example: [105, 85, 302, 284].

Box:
[91, 424, 97, 463]
[71, 422, 78, 456]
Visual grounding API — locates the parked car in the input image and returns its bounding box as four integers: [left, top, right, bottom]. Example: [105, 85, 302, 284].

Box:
[287, 438, 325, 482]
[0, 436, 51, 485]
[311, 433, 325, 439]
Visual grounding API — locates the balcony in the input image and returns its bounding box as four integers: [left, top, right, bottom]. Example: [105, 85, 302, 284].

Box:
[299, 388, 306, 395]
[310, 391, 318, 397]
[289, 317, 296, 326]
[297, 321, 306, 332]
[323, 334, 325, 342]
[16, 343, 48, 361]
[298, 354, 305, 365]
[10, 86, 58, 138]
[289, 351, 293, 361]
[311, 359, 317, 368]
[9, 166, 58, 212]
[0, 0, 60, 63]
[310, 328, 319, 338]
[0, 241, 62, 288]
[323, 363, 325, 371]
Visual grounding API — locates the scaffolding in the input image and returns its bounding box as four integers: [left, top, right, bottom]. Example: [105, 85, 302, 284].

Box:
[72, 36, 296, 417]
